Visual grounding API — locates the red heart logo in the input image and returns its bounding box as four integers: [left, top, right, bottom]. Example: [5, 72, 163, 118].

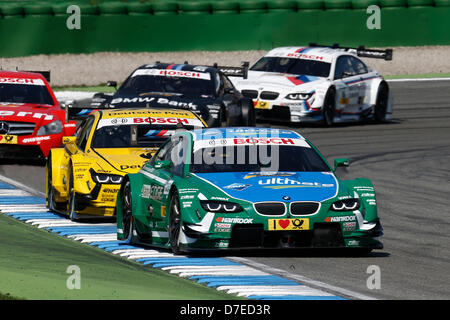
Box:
[324, 217, 331, 222]
[215, 217, 223, 222]
[0, 136, 3, 141]
[278, 219, 290, 229]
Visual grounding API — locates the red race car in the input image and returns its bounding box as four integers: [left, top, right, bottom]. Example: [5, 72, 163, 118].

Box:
[0, 70, 77, 160]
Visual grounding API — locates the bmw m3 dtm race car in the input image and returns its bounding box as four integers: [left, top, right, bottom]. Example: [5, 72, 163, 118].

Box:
[0, 70, 77, 159]
[46, 108, 206, 220]
[230, 44, 393, 125]
[67, 63, 255, 128]
[116, 127, 383, 254]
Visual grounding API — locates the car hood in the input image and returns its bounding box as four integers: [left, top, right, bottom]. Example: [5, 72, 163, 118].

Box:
[0, 103, 60, 123]
[194, 171, 338, 203]
[237, 71, 326, 91]
[93, 147, 158, 173]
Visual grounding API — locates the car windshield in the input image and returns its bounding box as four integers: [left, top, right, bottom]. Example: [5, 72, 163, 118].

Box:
[91, 124, 196, 149]
[250, 57, 331, 78]
[190, 145, 330, 173]
[117, 72, 216, 97]
[0, 83, 54, 105]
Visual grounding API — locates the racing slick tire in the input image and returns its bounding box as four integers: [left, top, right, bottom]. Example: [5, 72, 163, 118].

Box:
[121, 180, 136, 244]
[374, 82, 389, 123]
[168, 192, 183, 255]
[323, 88, 336, 126]
[240, 98, 256, 127]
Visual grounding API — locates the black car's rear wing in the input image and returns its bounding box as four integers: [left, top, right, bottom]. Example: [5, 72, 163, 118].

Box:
[212, 62, 250, 79]
[309, 43, 393, 61]
[18, 70, 51, 82]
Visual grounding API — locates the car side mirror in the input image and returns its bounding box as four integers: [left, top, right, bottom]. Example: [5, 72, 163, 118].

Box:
[224, 87, 235, 94]
[154, 160, 171, 170]
[333, 158, 349, 171]
[62, 136, 76, 145]
[106, 81, 117, 88]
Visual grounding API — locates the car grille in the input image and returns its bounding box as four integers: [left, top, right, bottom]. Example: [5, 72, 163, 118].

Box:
[241, 89, 258, 99]
[260, 91, 279, 100]
[290, 202, 320, 216]
[254, 202, 286, 216]
[0, 121, 36, 136]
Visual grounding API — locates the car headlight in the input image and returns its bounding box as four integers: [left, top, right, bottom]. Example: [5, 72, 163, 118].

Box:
[331, 199, 360, 211]
[36, 120, 63, 136]
[285, 93, 313, 100]
[90, 169, 123, 184]
[200, 200, 243, 213]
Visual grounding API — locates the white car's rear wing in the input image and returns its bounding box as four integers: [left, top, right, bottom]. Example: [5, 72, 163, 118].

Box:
[309, 43, 393, 61]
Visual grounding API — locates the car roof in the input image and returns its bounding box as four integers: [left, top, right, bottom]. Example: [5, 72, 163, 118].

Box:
[189, 127, 305, 140]
[264, 46, 356, 63]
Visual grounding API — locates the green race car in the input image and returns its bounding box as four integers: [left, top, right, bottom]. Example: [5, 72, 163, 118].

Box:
[116, 127, 383, 254]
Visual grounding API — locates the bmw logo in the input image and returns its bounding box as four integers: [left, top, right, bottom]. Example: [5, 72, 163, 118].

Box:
[283, 196, 291, 201]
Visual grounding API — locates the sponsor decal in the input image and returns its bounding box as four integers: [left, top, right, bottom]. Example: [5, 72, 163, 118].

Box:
[120, 164, 142, 170]
[343, 221, 357, 232]
[215, 240, 229, 248]
[348, 240, 360, 246]
[214, 222, 232, 233]
[0, 77, 45, 85]
[268, 218, 309, 231]
[182, 201, 192, 208]
[215, 217, 253, 224]
[0, 111, 53, 120]
[180, 195, 195, 200]
[97, 116, 202, 129]
[193, 137, 309, 151]
[223, 183, 251, 191]
[0, 134, 17, 144]
[22, 136, 50, 143]
[141, 185, 151, 199]
[132, 68, 211, 80]
[258, 177, 334, 188]
[244, 172, 294, 179]
[324, 215, 356, 222]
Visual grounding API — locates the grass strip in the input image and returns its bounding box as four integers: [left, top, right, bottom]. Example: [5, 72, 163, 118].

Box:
[0, 214, 241, 300]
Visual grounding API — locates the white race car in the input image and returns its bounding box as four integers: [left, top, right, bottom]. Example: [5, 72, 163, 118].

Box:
[230, 44, 393, 125]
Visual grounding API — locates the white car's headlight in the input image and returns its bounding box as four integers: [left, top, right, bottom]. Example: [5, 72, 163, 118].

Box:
[36, 120, 63, 136]
[285, 93, 313, 100]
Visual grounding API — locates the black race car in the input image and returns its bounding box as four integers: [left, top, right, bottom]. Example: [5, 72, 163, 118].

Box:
[66, 63, 255, 127]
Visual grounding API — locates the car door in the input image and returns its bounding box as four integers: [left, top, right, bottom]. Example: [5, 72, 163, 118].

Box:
[333, 55, 365, 117]
[145, 137, 186, 229]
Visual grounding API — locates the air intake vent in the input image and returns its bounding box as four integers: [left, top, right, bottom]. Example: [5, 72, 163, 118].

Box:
[241, 89, 258, 99]
[260, 91, 279, 100]
[254, 202, 286, 216]
[290, 202, 320, 216]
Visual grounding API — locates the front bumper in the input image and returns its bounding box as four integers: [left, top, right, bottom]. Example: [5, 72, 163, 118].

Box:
[73, 183, 121, 217]
[180, 219, 383, 251]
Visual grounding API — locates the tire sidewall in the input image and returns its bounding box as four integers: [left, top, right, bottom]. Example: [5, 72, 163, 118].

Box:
[323, 88, 336, 126]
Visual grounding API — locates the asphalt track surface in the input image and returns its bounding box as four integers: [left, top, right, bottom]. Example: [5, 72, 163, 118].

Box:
[1, 80, 449, 300]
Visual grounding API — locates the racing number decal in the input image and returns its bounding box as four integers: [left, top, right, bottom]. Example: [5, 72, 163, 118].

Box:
[0, 135, 18, 144]
[268, 218, 310, 231]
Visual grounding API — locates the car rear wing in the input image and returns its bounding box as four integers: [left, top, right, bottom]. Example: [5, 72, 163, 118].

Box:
[19, 70, 51, 82]
[309, 43, 393, 61]
[212, 62, 249, 79]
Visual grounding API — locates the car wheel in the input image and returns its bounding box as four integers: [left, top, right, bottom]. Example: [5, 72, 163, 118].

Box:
[122, 180, 135, 243]
[240, 99, 256, 126]
[323, 88, 336, 126]
[67, 165, 78, 221]
[168, 192, 182, 255]
[374, 83, 388, 123]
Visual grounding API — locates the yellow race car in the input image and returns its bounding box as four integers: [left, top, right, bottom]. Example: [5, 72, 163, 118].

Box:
[46, 108, 206, 220]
